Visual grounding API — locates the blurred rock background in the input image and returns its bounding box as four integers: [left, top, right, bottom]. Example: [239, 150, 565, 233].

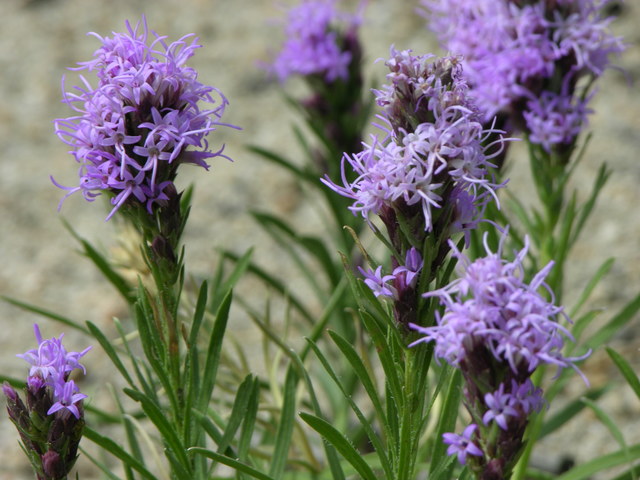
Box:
[0, 0, 638, 478]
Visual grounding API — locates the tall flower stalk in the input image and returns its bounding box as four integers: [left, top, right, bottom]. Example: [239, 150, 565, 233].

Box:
[410, 235, 590, 479]
[51, 17, 239, 478]
[422, 0, 625, 298]
[315, 49, 508, 479]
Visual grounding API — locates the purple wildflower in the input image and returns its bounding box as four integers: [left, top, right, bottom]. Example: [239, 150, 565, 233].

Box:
[47, 380, 88, 419]
[268, 0, 361, 83]
[410, 234, 590, 378]
[323, 49, 505, 234]
[481, 380, 545, 431]
[358, 265, 398, 299]
[54, 17, 237, 220]
[422, 0, 624, 150]
[443, 424, 483, 465]
[16, 324, 91, 420]
[4, 325, 90, 479]
[17, 325, 91, 383]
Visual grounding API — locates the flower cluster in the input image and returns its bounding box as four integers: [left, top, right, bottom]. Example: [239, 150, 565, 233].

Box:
[268, 0, 361, 83]
[16, 324, 91, 419]
[422, 0, 624, 152]
[324, 49, 504, 239]
[54, 17, 236, 220]
[410, 234, 589, 475]
[4, 325, 91, 479]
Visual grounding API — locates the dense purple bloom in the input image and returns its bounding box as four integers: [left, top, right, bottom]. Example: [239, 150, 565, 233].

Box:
[267, 0, 361, 83]
[323, 49, 505, 234]
[410, 234, 590, 378]
[443, 424, 483, 465]
[55, 17, 237, 220]
[17, 324, 91, 419]
[422, 0, 624, 150]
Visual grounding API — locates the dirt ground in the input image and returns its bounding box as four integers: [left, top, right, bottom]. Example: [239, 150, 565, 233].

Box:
[0, 0, 639, 478]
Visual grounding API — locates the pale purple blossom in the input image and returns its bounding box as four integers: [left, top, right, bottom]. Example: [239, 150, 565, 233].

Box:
[323, 49, 505, 234]
[422, 0, 624, 150]
[358, 265, 398, 299]
[442, 424, 483, 465]
[17, 324, 91, 420]
[47, 380, 88, 419]
[409, 234, 590, 378]
[268, 0, 361, 83]
[54, 17, 237, 220]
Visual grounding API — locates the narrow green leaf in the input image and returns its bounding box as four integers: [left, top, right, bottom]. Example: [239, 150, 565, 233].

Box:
[300, 413, 379, 480]
[305, 337, 392, 478]
[238, 376, 260, 463]
[607, 347, 640, 401]
[86, 321, 135, 388]
[210, 248, 253, 313]
[219, 250, 314, 324]
[269, 367, 298, 479]
[328, 330, 387, 429]
[189, 448, 276, 480]
[429, 370, 462, 478]
[198, 290, 232, 413]
[580, 396, 627, 450]
[184, 281, 208, 447]
[287, 350, 346, 480]
[2, 296, 90, 335]
[125, 388, 191, 474]
[571, 163, 611, 246]
[79, 446, 127, 480]
[111, 385, 144, 474]
[218, 374, 256, 454]
[83, 426, 156, 480]
[586, 293, 640, 349]
[556, 443, 640, 480]
[246, 145, 315, 183]
[63, 220, 135, 304]
[539, 386, 608, 438]
[251, 212, 326, 299]
[360, 312, 403, 404]
[568, 258, 614, 319]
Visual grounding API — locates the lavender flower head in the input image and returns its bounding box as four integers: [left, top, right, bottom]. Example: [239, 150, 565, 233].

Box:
[422, 0, 624, 152]
[410, 234, 589, 377]
[324, 49, 505, 236]
[422, 0, 624, 151]
[54, 17, 237, 220]
[268, 0, 361, 83]
[16, 324, 91, 418]
[4, 325, 91, 479]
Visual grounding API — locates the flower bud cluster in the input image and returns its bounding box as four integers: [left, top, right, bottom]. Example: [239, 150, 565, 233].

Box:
[422, 0, 624, 153]
[4, 325, 91, 480]
[55, 17, 236, 220]
[410, 235, 590, 476]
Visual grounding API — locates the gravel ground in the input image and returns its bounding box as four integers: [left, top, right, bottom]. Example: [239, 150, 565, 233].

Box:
[0, 0, 639, 478]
